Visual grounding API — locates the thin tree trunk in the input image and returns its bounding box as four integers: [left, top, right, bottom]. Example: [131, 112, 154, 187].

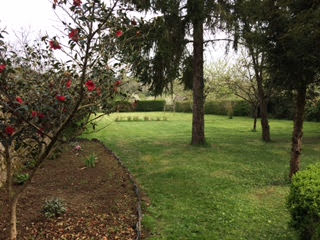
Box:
[248, 47, 271, 142]
[256, 75, 271, 141]
[289, 87, 307, 179]
[9, 196, 18, 240]
[4, 143, 18, 240]
[252, 104, 258, 132]
[191, 2, 205, 145]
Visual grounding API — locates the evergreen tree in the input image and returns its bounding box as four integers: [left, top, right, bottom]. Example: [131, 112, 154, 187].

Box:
[118, 0, 224, 145]
[263, 0, 320, 178]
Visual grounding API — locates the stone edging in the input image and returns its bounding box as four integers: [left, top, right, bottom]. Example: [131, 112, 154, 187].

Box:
[76, 138, 143, 240]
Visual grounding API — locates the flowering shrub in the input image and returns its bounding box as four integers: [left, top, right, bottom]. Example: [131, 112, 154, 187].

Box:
[0, 0, 139, 238]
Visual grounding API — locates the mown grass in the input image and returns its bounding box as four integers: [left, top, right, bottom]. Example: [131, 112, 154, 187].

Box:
[83, 112, 320, 240]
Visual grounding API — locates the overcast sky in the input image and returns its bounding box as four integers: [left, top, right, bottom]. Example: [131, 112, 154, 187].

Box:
[0, 0, 59, 40]
[0, 0, 235, 64]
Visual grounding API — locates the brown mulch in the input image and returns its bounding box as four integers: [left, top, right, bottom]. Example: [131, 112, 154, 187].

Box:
[0, 140, 140, 240]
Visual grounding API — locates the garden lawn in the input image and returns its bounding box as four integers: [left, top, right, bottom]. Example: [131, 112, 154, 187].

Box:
[83, 112, 320, 240]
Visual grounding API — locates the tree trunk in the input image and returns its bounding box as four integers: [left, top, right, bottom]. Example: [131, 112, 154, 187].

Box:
[257, 75, 271, 142]
[9, 196, 18, 240]
[289, 87, 307, 179]
[252, 104, 258, 132]
[4, 143, 18, 240]
[248, 47, 271, 142]
[191, 2, 205, 145]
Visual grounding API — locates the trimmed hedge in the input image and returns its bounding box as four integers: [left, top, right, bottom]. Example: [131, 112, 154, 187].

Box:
[175, 101, 192, 113]
[287, 163, 320, 240]
[115, 101, 134, 112]
[135, 100, 166, 112]
[171, 100, 251, 117]
[117, 98, 320, 121]
[204, 101, 226, 115]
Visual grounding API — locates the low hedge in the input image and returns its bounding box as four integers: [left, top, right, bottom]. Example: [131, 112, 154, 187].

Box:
[175, 101, 193, 113]
[171, 100, 251, 117]
[135, 100, 166, 112]
[287, 163, 320, 240]
[115, 101, 134, 112]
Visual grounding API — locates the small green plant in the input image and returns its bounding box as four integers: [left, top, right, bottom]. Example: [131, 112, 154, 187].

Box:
[84, 154, 97, 168]
[163, 116, 168, 121]
[25, 159, 37, 169]
[144, 116, 149, 121]
[133, 116, 140, 121]
[156, 117, 161, 121]
[14, 173, 30, 185]
[115, 117, 120, 122]
[127, 116, 132, 121]
[287, 163, 320, 240]
[42, 198, 66, 218]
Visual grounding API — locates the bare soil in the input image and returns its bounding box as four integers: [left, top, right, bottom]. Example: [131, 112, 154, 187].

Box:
[0, 140, 139, 240]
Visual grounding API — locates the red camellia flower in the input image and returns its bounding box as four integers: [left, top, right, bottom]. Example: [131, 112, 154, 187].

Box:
[5, 126, 15, 136]
[85, 80, 96, 92]
[49, 40, 61, 50]
[32, 111, 38, 118]
[73, 0, 82, 6]
[16, 97, 23, 104]
[114, 80, 122, 87]
[38, 113, 45, 119]
[68, 29, 79, 42]
[116, 30, 123, 38]
[0, 64, 6, 73]
[66, 80, 72, 88]
[56, 95, 66, 102]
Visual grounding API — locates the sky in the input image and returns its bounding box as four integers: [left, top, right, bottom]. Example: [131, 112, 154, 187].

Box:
[0, 0, 236, 64]
[0, 0, 60, 41]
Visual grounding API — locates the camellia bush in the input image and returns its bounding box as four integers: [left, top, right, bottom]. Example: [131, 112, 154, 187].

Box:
[0, 0, 140, 239]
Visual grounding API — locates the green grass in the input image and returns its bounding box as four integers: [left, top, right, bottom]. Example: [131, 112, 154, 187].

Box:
[83, 112, 320, 240]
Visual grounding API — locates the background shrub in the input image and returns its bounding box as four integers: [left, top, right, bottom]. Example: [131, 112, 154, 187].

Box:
[269, 94, 295, 120]
[173, 100, 251, 116]
[287, 163, 320, 240]
[164, 104, 174, 112]
[233, 100, 251, 116]
[204, 101, 226, 115]
[115, 100, 134, 112]
[175, 101, 192, 112]
[305, 100, 320, 122]
[135, 100, 166, 112]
